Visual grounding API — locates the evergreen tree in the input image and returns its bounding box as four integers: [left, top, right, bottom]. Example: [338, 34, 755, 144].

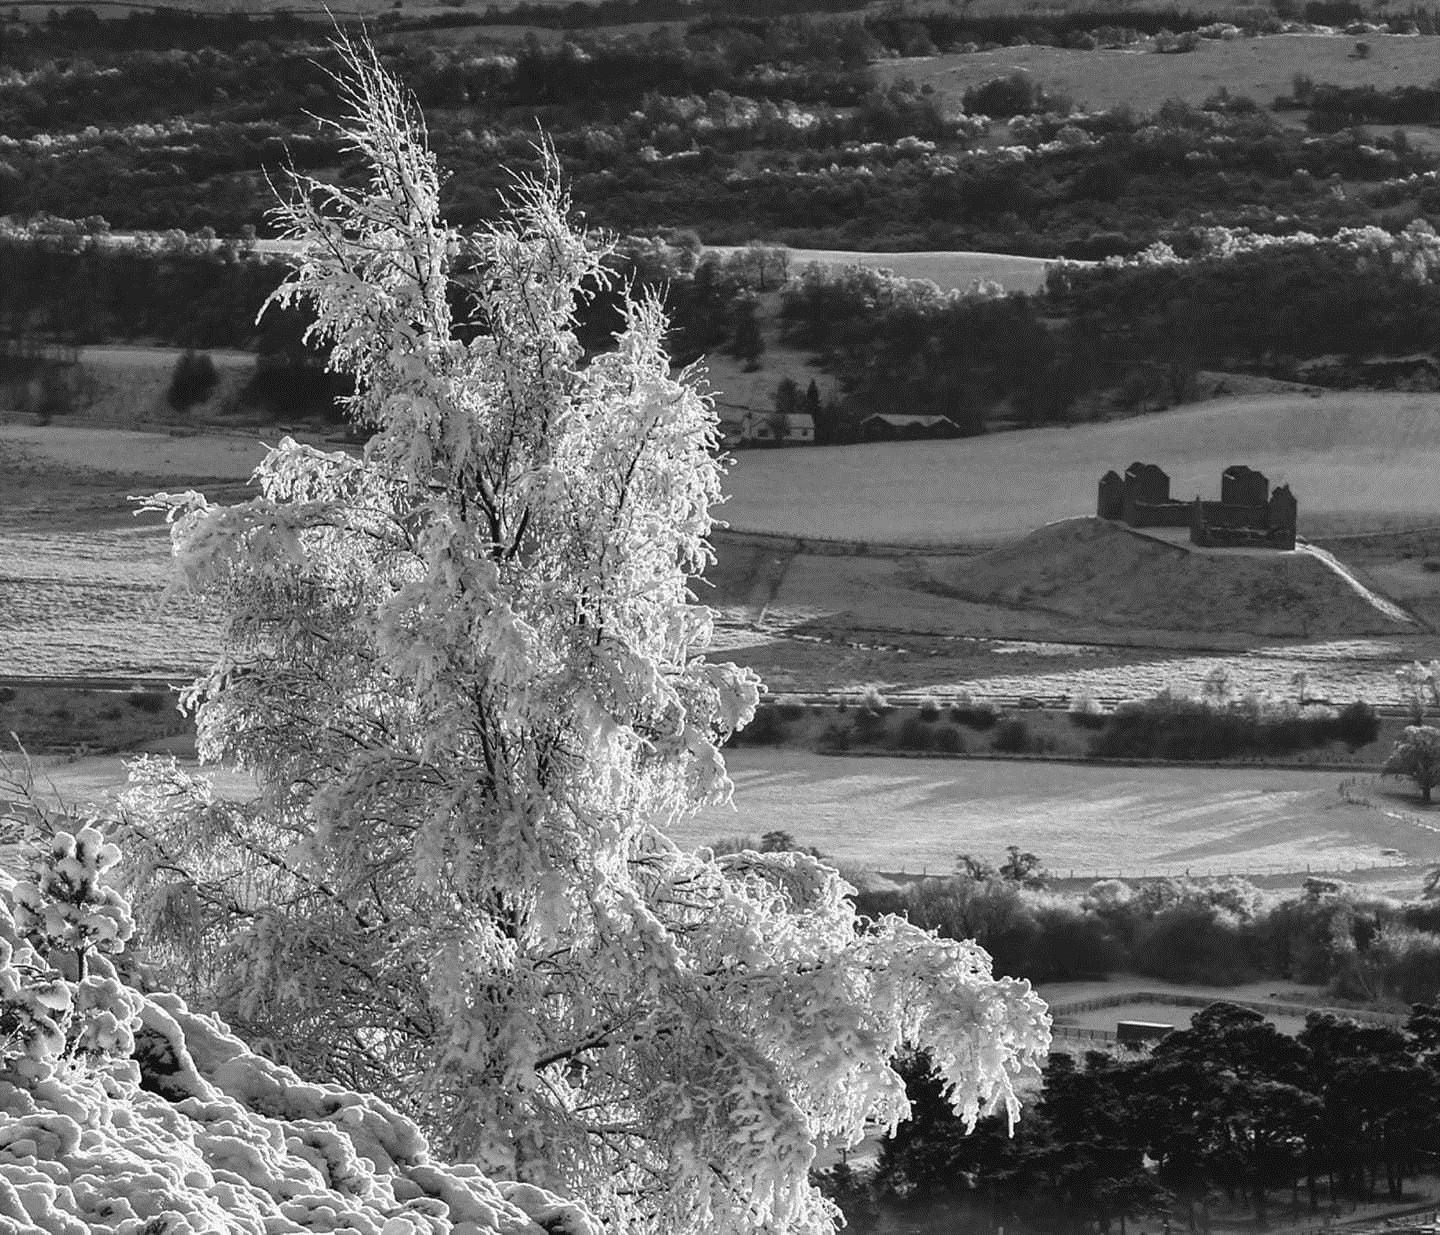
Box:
[773, 375, 801, 417]
[730, 298, 764, 370]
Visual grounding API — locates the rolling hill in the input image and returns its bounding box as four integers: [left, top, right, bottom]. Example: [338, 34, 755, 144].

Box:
[720, 392, 1440, 544]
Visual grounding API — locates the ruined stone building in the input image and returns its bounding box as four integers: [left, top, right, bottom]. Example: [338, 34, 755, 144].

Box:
[1097, 461, 1298, 549]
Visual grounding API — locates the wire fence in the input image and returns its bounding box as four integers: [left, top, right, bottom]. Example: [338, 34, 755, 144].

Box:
[873, 859, 1409, 882]
[1048, 991, 1407, 1027]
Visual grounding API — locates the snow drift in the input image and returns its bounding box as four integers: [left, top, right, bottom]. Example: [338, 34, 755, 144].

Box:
[0, 826, 594, 1235]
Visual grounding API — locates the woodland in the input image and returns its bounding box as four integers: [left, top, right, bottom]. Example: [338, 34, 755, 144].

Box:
[14, 3, 1440, 430]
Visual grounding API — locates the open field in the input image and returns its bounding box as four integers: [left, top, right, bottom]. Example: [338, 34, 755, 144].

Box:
[6, 396, 1440, 697]
[22, 748, 1436, 891]
[877, 34, 1440, 120]
[684, 749, 1440, 887]
[707, 245, 1063, 295]
[722, 392, 1440, 543]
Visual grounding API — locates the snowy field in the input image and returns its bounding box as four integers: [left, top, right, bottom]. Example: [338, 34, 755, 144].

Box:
[723, 393, 1440, 543]
[21, 748, 1435, 888]
[685, 750, 1438, 883]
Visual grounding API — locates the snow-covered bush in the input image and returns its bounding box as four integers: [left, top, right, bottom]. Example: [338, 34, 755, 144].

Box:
[0, 827, 595, 1234]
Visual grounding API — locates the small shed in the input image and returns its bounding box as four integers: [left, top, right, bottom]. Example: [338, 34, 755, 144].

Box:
[1116, 1020, 1174, 1046]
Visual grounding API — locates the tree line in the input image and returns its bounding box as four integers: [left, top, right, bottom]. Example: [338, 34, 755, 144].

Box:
[852, 1000, 1440, 1235]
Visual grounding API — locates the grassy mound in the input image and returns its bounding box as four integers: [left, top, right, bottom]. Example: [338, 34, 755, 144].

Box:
[918, 517, 1413, 638]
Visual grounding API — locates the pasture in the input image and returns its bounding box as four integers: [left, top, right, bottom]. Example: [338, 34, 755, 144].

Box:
[708, 245, 1062, 295]
[22, 748, 1437, 891]
[721, 392, 1440, 544]
[684, 749, 1439, 886]
[877, 34, 1440, 119]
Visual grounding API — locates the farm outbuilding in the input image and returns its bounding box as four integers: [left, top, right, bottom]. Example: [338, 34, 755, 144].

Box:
[741, 411, 814, 445]
[860, 413, 963, 441]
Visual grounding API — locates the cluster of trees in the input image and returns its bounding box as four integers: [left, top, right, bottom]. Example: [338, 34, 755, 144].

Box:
[865, 1001, 1440, 1234]
[7, 4, 1440, 250]
[859, 861, 1440, 1001]
[1085, 693, 1382, 761]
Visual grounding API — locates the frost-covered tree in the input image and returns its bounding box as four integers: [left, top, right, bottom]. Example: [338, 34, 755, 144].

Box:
[122, 37, 1050, 1235]
[1385, 725, 1440, 804]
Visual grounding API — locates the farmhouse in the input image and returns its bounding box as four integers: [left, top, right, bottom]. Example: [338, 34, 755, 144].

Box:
[740, 410, 814, 445]
[1098, 461, 1298, 550]
[860, 412, 963, 441]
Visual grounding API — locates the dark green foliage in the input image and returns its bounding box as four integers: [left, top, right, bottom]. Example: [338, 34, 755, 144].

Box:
[931, 725, 963, 754]
[1134, 903, 1258, 985]
[991, 717, 1033, 754]
[917, 699, 940, 722]
[729, 301, 764, 370]
[166, 349, 218, 411]
[852, 708, 889, 745]
[818, 721, 851, 752]
[242, 352, 353, 423]
[897, 715, 933, 751]
[126, 690, 168, 714]
[772, 377, 800, 418]
[1069, 709, 1108, 730]
[1334, 700, 1381, 749]
[729, 703, 787, 746]
[0, 687, 13, 706]
[1088, 695, 1370, 761]
[962, 72, 1062, 118]
[949, 703, 998, 731]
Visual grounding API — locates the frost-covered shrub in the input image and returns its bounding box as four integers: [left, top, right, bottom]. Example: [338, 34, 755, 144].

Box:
[0, 829, 597, 1235]
[1067, 690, 1107, 730]
[859, 683, 890, 713]
[2, 824, 139, 1084]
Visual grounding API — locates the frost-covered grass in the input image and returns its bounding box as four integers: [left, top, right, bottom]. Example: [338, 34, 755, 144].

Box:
[27, 750, 1434, 885]
[723, 392, 1440, 543]
[684, 750, 1439, 881]
[0, 524, 219, 677]
[878, 35, 1440, 121]
[707, 245, 1061, 294]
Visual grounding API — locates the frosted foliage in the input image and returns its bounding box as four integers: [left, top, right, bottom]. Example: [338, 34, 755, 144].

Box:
[125, 38, 1050, 1235]
[0, 844, 593, 1235]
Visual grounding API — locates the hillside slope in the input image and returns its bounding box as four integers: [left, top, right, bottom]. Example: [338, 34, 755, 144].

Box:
[721, 392, 1440, 543]
[916, 518, 1415, 638]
